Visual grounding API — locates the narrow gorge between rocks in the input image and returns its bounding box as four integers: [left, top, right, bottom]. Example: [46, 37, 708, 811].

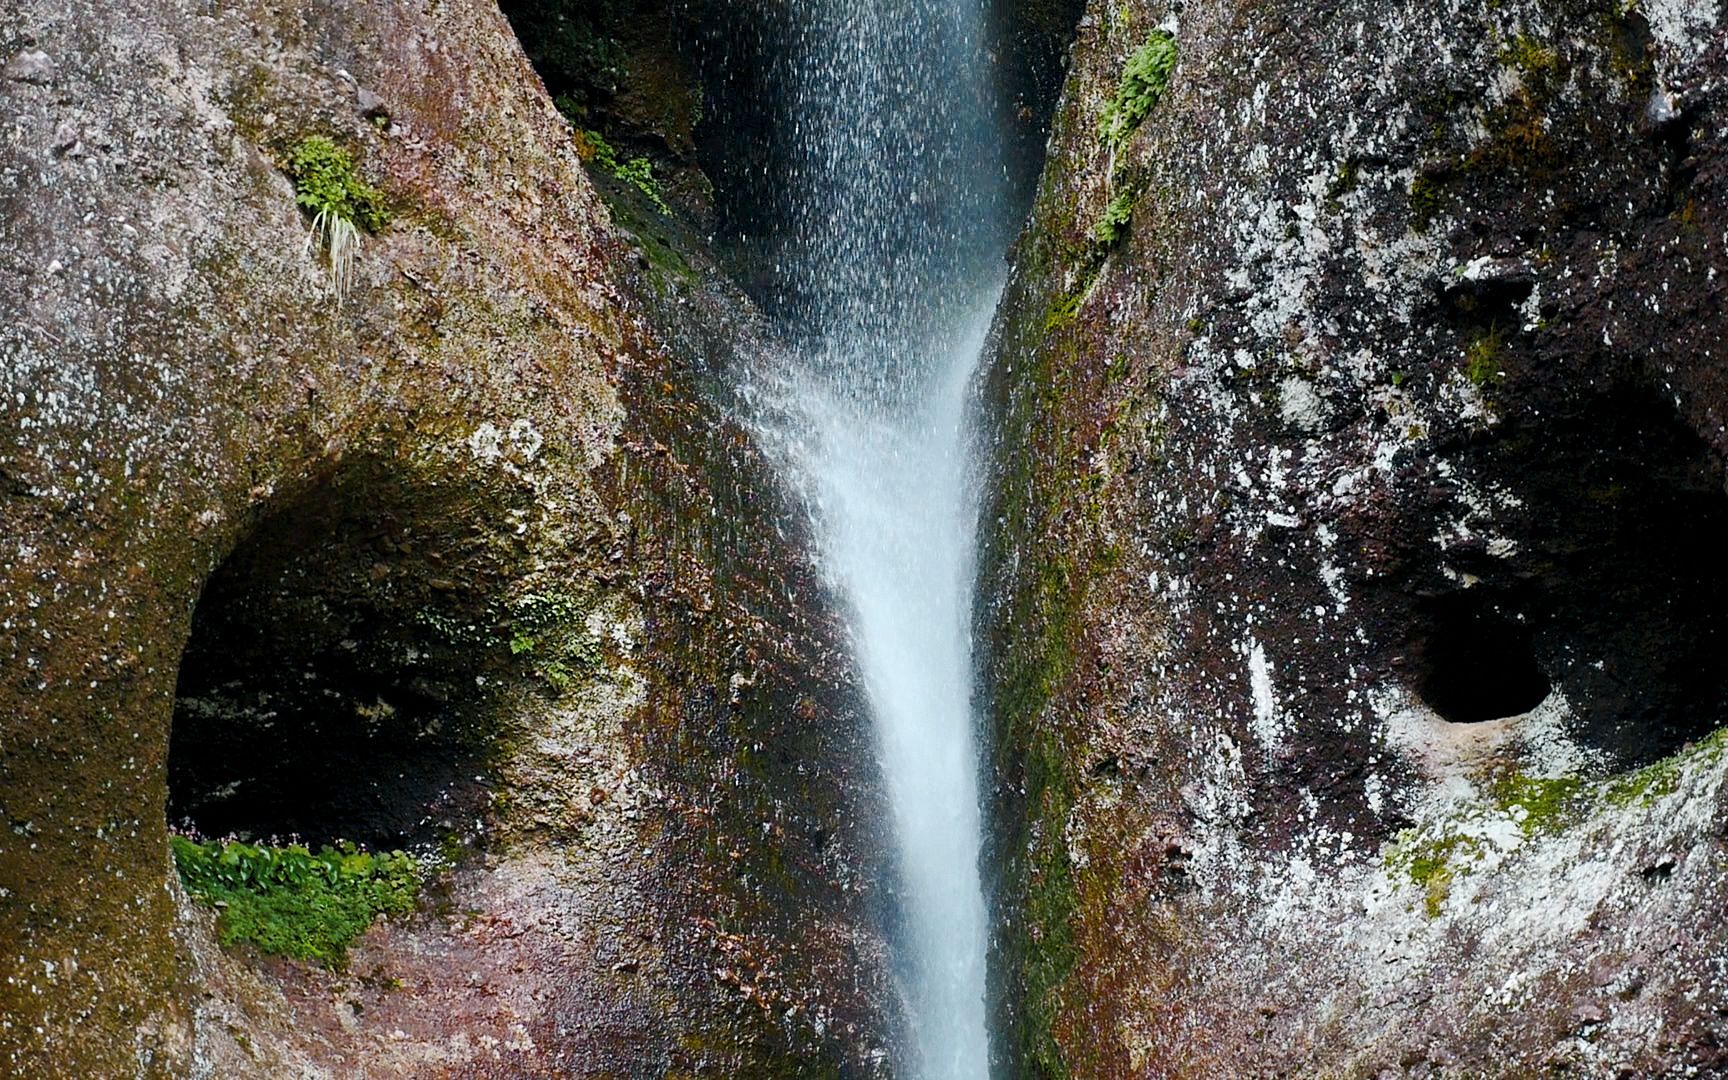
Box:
[7, 0, 1728, 1077]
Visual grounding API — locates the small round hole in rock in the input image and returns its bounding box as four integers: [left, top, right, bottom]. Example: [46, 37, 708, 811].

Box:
[1412, 593, 1552, 725]
[168, 459, 508, 850]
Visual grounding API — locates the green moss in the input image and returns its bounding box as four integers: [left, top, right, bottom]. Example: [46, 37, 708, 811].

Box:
[284, 136, 388, 233]
[1465, 328, 1505, 386]
[510, 590, 603, 691]
[1097, 31, 1179, 149]
[1501, 33, 1559, 76]
[1045, 289, 1086, 331]
[1389, 831, 1485, 917]
[171, 836, 420, 966]
[1605, 757, 1681, 808]
[1327, 157, 1361, 205]
[1409, 172, 1447, 231]
[1606, 726, 1728, 807]
[1022, 735, 1078, 1079]
[1492, 772, 1584, 837]
[1384, 728, 1728, 920]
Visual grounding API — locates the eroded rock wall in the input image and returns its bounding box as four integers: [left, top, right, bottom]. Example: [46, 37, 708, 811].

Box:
[0, 1, 895, 1076]
[981, 0, 1728, 1074]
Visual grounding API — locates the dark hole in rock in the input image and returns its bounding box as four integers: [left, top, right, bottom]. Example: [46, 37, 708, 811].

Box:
[1408, 382, 1728, 765]
[1411, 593, 1552, 724]
[168, 459, 507, 850]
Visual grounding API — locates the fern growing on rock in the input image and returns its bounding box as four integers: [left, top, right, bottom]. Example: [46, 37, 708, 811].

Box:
[285, 136, 389, 302]
[1098, 30, 1178, 150]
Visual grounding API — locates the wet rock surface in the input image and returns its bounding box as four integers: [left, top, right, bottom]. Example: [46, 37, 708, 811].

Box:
[0, 1, 895, 1076]
[980, 0, 1728, 1075]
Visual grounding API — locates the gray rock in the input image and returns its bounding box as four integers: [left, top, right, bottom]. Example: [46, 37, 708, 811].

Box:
[4, 48, 55, 84]
[357, 86, 388, 120]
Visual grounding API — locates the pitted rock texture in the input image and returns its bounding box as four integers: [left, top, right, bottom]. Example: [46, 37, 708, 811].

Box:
[980, 0, 1728, 1075]
[0, 1, 895, 1076]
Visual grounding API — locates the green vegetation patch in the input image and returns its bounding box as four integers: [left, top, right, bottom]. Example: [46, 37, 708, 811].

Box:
[509, 590, 605, 692]
[285, 136, 388, 233]
[1098, 30, 1178, 149]
[1388, 830, 1485, 918]
[1090, 188, 1137, 248]
[1501, 33, 1560, 77]
[1384, 728, 1728, 917]
[1409, 172, 1447, 231]
[1492, 771, 1584, 837]
[1465, 328, 1505, 386]
[172, 836, 420, 966]
[577, 128, 671, 216]
[1607, 726, 1728, 807]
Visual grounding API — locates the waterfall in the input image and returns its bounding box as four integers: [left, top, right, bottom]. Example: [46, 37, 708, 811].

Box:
[740, 1, 1010, 1076]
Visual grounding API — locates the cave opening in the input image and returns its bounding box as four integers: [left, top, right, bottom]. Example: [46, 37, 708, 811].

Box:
[167, 458, 509, 851]
[1411, 592, 1552, 724]
[1407, 382, 1728, 766]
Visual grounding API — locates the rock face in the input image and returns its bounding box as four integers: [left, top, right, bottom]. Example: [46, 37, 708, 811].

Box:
[980, 0, 1728, 1075]
[0, 1, 896, 1076]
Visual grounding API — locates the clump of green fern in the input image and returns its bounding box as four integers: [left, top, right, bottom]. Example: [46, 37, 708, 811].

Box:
[576, 128, 672, 216]
[285, 136, 388, 302]
[1098, 30, 1179, 149]
[1091, 188, 1137, 246]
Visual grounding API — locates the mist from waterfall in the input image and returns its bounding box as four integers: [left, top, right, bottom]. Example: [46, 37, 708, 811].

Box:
[739, 1, 1010, 1076]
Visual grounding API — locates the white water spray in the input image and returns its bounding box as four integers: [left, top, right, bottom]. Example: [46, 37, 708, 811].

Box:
[742, 1, 1009, 1076]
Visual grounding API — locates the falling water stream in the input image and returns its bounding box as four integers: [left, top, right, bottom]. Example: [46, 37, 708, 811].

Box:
[743, 2, 1011, 1076]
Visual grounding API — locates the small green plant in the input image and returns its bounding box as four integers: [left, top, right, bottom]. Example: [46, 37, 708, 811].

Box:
[577, 129, 671, 216]
[1098, 30, 1179, 149]
[285, 136, 388, 302]
[509, 590, 604, 691]
[1465, 328, 1505, 386]
[1327, 157, 1361, 205]
[1409, 172, 1446, 230]
[576, 127, 620, 171]
[1090, 188, 1137, 247]
[172, 836, 420, 966]
[613, 157, 671, 216]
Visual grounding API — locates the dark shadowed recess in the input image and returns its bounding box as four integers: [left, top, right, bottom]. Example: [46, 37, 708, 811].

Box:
[495, 0, 1084, 310]
[1405, 382, 1728, 766]
[1411, 593, 1552, 725]
[168, 457, 511, 850]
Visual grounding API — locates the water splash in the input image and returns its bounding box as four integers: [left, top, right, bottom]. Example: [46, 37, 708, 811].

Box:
[742, 1, 1009, 1075]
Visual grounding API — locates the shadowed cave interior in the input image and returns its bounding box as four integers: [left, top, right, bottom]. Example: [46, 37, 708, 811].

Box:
[1403, 381, 1728, 767]
[167, 457, 511, 851]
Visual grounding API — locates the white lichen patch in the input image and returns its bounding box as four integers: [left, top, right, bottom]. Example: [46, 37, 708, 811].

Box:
[1247, 638, 1281, 750]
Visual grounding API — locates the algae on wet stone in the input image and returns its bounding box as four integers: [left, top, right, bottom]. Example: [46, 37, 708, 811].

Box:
[172, 836, 420, 966]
